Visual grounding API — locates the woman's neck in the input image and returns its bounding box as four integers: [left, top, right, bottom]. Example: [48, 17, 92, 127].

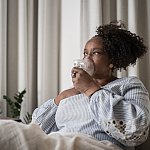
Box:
[94, 75, 117, 86]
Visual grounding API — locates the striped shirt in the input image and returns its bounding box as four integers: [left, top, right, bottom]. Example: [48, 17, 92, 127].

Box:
[32, 76, 150, 150]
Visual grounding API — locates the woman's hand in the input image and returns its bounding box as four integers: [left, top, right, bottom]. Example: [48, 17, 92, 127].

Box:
[54, 87, 80, 105]
[71, 67, 100, 97]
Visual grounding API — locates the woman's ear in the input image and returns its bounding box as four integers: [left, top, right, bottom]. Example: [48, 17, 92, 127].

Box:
[109, 64, 114, 69]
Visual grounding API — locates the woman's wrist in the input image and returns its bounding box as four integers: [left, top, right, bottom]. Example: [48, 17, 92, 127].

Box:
[54, 94, 64, 105]
[54, 88, 81, 105]
[54, 98, 59, 106]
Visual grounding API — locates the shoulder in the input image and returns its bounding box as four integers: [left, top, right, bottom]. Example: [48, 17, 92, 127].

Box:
[105, 76, 145, 87]
[103, 76, 148, 95]
[121, 76, 147, 90]
[114, 76, 141, 83]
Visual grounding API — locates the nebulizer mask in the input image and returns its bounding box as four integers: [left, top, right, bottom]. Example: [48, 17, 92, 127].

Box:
[73, 58, 95, 76]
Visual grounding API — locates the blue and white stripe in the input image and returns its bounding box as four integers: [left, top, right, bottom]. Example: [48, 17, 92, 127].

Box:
[32, 76, 150, 150]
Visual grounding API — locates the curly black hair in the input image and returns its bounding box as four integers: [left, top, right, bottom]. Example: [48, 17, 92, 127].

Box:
[95, 21, 147, 70]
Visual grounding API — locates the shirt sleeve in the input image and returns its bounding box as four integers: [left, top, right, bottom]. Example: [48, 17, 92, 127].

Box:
[89, 77, 150, 147]
[31, 99, 59, 134]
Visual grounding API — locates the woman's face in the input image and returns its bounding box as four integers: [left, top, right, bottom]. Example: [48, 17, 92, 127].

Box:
[83, 37, 112, 79]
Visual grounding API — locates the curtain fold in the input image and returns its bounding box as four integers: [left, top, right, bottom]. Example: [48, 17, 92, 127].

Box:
[116, 0, 128, 77]
[19, 0, 61, 118]
[60, 0, 81, 90]
[7, 0, 19, 116]
[18, 0, 38, 119]
[38, 0, 60, 106]
[80, 0, 102, 55]
[0, 0, 61, 118]
[127, 0, 139, 76]
[0, 0, 7, 116]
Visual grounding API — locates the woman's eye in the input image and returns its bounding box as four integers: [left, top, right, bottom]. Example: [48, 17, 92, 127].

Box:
[93, 51, 105, 56]
[83, 52, 88, 56]
[93, 52, 100, 55]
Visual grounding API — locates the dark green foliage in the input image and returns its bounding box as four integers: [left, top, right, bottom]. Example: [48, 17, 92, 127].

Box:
[3, 89, 26, 118]
[3, 89, 32, 124]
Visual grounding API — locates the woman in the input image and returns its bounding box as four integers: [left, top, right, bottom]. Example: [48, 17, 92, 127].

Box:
[32, 21, 150, 150]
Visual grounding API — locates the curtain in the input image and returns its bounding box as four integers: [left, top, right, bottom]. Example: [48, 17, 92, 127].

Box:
[38, 0, 60, 105]
[0, 0, 150, 120]
[0, 0, 7, 116]
[18, 0, 38, 118]
[0, 0, 61, 118]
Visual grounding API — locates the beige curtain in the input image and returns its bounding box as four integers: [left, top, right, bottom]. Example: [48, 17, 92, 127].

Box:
[0, 0, 61, 118]
[18, 0, 61, 118]
[0, 0, 7, 116]
[18, 0, 38, 118]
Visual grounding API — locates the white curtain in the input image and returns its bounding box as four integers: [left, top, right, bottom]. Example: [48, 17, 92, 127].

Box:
[18, 0, 38, 118]
[0, 0, 150, 120]
[38, 0, 60, 105]
[0, 0, 7, 116]
[0, 0, 60, 118]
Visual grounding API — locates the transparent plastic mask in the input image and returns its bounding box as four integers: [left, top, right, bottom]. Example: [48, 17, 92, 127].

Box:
[73, 58, 95, 76]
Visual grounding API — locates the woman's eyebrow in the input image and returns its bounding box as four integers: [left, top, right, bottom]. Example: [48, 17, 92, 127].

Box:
[83, 49, 89, 52]
[92, 48, 104, 51]
[84, 48, 103, 51]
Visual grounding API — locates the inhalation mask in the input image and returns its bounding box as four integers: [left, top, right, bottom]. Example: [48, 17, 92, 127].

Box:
[73, 58, 95, 76]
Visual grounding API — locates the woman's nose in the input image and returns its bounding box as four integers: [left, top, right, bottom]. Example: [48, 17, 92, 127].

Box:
[85, 53, 93, 60]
